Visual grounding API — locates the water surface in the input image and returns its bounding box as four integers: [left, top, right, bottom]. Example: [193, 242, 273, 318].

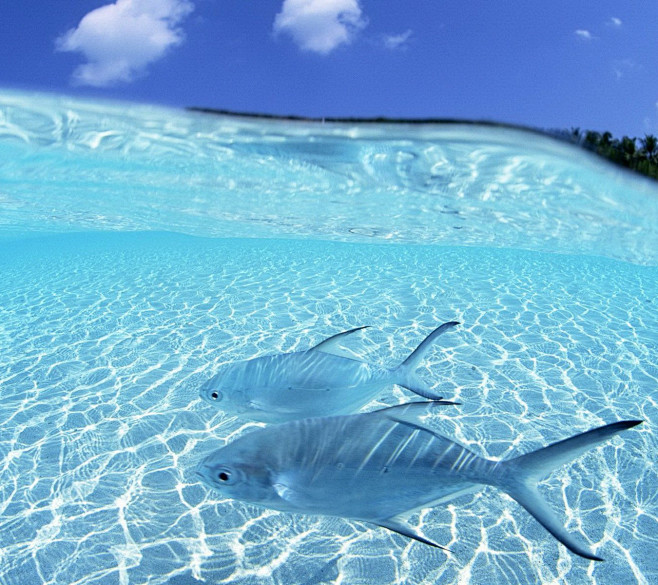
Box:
[0, 91, 656, 585]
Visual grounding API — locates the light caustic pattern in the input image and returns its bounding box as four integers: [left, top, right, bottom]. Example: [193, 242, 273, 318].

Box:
[0, 234, 656, 585]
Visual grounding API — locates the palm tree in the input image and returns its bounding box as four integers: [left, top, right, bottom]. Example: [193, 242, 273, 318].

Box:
[556, 127, 657, 180]
[584, 131, 601, 151]
[600, 131, 613, 149]
[640, 134, 657, 162]
[621, 136, 637, 163]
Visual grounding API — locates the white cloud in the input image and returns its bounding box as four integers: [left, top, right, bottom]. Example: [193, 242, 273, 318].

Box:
[608, 17, 622, 27]
[56, 0, 194, 87]
[574, 29, 593, 41]
[273, 0, 367, 54]
[612, 59, 643, 80]
[383, 29, 412, 50]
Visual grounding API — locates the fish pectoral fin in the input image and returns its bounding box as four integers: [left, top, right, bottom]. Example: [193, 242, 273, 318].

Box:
[375, 517, 451, 553]
[273, 481, 309, 506]
[310, 326, 370, 357]
[273, 482, 295, 501]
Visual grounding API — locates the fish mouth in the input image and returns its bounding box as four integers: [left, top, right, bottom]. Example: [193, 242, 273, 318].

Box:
[195, 463, 212, 485]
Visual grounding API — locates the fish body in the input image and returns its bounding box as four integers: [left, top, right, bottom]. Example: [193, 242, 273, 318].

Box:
[200, 322, 459, 422]
[197, 402, 641, 560]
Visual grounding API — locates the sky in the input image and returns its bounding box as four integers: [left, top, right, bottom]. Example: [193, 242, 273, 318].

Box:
[1, 0, 657, 137]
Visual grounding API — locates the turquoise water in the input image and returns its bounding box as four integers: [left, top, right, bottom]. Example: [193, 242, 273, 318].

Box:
[1, 91, 657, 585]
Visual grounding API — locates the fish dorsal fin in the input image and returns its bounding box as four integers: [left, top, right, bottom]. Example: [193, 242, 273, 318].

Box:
[309, 326, 370, 357]
[375, 517, 451, 552]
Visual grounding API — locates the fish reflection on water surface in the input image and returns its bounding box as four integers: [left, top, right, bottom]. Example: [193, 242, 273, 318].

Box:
[197, 402, 641, 562]
[199, 321, 459, 422]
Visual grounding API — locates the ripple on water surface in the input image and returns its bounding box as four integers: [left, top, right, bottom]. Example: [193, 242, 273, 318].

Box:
[2, 90, 658, 266]
[0, 232, 656, 585]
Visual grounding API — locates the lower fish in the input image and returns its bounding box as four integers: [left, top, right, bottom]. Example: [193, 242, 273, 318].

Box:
[196, 402, 641, 561]
[199, 321, 459, 422]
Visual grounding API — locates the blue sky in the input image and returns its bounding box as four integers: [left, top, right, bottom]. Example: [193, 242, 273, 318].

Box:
[1, 1, 657, 137]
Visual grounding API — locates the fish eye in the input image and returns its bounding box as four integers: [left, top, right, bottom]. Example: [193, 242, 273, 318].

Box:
[214, 466, 238, 485]
[211, 392, 219, 400]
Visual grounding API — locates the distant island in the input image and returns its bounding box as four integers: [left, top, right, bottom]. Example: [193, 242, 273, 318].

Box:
[188, 107, 658, 181]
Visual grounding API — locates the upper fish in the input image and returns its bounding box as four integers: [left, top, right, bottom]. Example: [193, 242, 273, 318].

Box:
[199, 321, 460, 422]
[196, 401, 642, 561]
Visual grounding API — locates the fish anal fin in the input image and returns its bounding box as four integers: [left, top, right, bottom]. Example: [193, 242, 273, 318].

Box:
[397, 372, 446, 400]
[310, 326, 370, 356]
[421, 484, 479, 509]
[393, 485, 479, 520]
[379, 401, 460, 432]
[375, 517, 451, 553]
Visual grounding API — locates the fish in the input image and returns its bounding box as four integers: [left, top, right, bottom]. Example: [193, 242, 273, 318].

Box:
[196, 402, 642, 561]
[199, 321, 460, 422]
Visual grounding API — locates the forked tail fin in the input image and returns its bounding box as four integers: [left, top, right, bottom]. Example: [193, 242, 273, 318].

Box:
[400, 321, 460, 371]
[395, 321, 460, 399]
[495, 420, 642, 561]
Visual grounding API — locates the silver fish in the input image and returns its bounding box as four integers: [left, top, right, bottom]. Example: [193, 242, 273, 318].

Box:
[197, 402, 642, 561]
[199, 322, 459, 422]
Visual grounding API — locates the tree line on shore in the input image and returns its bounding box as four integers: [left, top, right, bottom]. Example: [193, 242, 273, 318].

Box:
[556, 129, 658, 180]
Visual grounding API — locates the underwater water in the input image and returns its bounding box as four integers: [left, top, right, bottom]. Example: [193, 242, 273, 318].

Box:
[0, 90, 657, 585]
